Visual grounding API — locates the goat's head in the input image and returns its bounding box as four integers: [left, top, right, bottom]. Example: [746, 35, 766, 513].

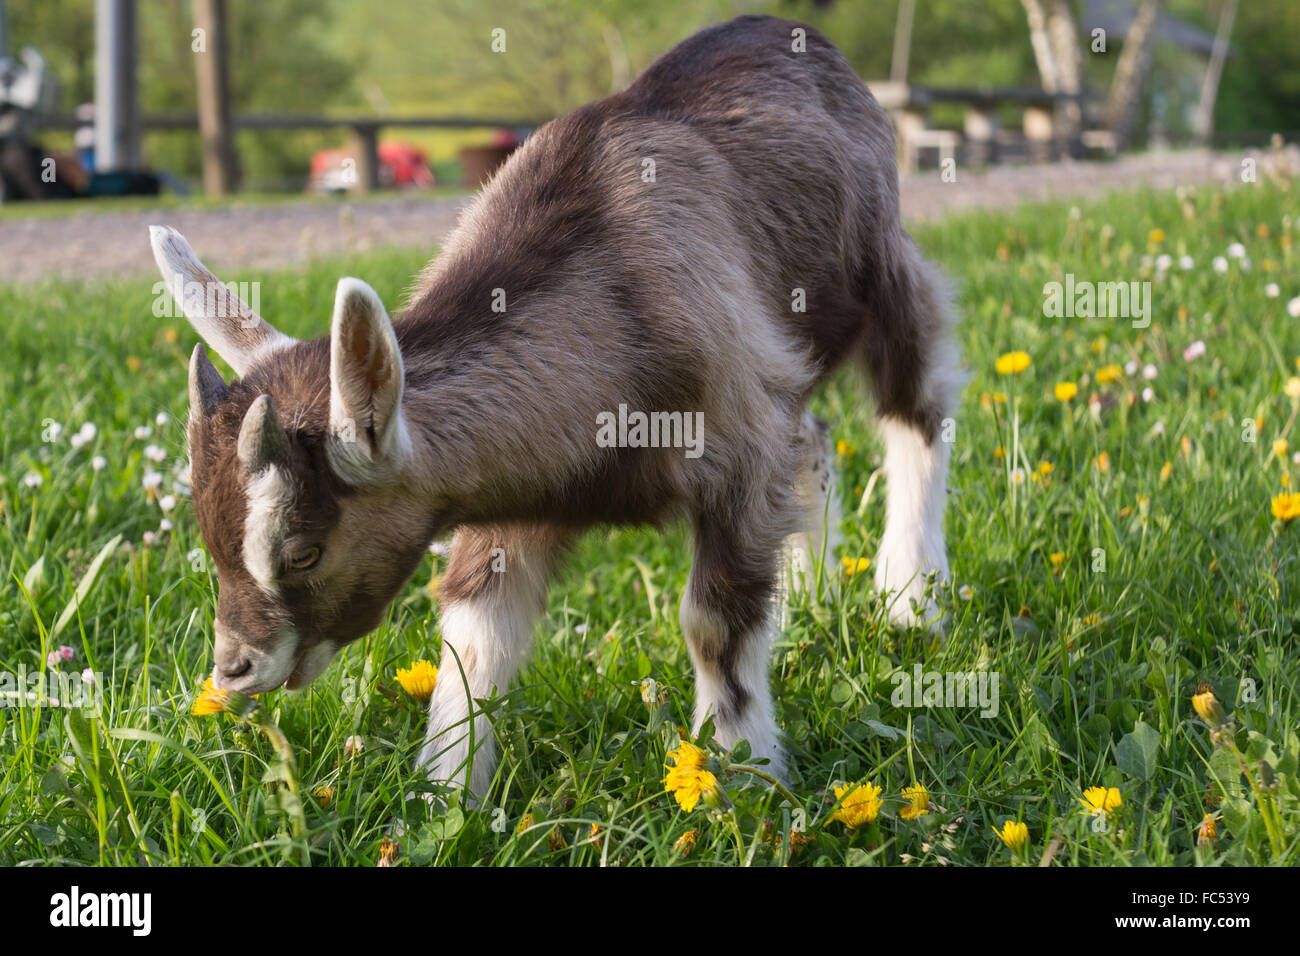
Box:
[151, 226, 432, 693]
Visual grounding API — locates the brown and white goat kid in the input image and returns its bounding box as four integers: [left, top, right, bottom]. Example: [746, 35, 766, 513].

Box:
[151, 15, 961, 798]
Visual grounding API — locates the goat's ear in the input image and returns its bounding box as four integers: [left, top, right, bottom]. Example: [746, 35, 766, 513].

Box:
[237, 394, 290, 473]
[327, 277, 409, 484]
[149, 225, 297, 377]
[189, 343, 228, 420]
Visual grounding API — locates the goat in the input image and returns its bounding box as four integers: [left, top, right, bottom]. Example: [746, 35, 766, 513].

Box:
[150, 14, 961, 799]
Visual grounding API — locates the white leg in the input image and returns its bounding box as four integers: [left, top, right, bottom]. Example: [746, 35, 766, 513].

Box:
[417, 526, 559, 799]
[874, 416, 950, 627]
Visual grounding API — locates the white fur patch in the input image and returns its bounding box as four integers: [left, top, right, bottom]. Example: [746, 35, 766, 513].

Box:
[679, 590, 783, 775]
[242, 464, 293, 592]
[874, 417, 950, 625]
[418, 548, 552, 798]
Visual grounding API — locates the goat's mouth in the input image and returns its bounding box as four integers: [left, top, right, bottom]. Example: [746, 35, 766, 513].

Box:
[283, 640, 338, 690]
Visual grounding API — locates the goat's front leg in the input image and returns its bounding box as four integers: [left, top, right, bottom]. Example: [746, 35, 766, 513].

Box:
[418, 523, 567, 800]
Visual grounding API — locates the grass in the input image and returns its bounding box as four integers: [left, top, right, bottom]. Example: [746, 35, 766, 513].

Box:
[2, 175, 1299, 867]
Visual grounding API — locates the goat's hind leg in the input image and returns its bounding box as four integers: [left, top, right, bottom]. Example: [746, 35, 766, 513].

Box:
[859, 238, 962, 627]
[680, 476, 798, 776]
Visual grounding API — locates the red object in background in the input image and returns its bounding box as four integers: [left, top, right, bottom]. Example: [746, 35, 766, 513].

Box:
[307, 141, 435, 193]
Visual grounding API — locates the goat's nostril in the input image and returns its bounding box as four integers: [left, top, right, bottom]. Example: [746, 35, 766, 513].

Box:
[223, 657, 252, 679]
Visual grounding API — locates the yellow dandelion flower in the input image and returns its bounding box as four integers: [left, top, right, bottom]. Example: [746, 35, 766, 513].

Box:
[674, 829, 698, 856]
[994, 445, 1005, 460]
[1095, 364, 1123, 384]
[994, 820, 1029, 852]
[1287, 378, 1300, 399]
[900, 784, 930, 820]
[1272, 492, 1300, 522]
[830, 781, 882, 829]
[1049, 551, 1067, 569]
[395, 659, 438, 699]
[1160, 461, 1173, 482]
[191, 676, 230, 716]
[1148, 228, 1165, 243]
[377, 836, 399, 867]
[1274, 438, 1289, 459]
[1192, 688, 1226, 727]
[425, 575, 441, 599]
[842, 556, 871, 576]
[517, 812, 535, 834]
[1038, 461, 1055, 478]
[1054, 382, 1078, 402]
[1197, 814, 1218, 847]
[663, 741, 718, 813]
[163, 327, 179, 345]
[1078, 786, 1123, 817]
[1095, 451, 1111, 473]
[836, 439, 854, 458]
[126, 356, 142, 373]
[548, 828, 568, 851]
[312, 785, 335, 808]
[995, 351, 1031, 375]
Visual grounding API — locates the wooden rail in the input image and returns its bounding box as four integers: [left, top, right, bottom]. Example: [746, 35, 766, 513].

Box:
[42, 112, 546, 192]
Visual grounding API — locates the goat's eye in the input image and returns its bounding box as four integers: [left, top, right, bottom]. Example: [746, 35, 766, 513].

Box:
[285, 546, 321, 571]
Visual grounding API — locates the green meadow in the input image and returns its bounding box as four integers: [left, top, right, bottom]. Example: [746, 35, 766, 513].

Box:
[2, 175, 1298, 866]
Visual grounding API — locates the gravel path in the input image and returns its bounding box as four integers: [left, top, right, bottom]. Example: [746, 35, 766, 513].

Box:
[0, 147, 1291, 285]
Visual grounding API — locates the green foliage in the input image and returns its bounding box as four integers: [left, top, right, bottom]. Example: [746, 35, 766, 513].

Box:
[0, 177, 1298, 865]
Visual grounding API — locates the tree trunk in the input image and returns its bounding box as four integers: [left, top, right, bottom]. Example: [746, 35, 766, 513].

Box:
[1022, 0, 1060, 92]
[1105, 0, 1162, 151]
[1193, 0, 1237, 144]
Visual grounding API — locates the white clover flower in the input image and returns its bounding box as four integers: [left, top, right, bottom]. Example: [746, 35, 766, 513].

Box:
[91, 455, 107, 471]
[158, 494, 177, 513]
[79, 423, 97, 441]
[1266, 283, 1280, 299]
[1155, 254, 1172, 272]
[1212, 256, 1228, 273]
[142, 471, 163, 490]
[155, 412, 171, 427]
[1227, 242, 1246, 259]
[1179, 255, 1194, 271]
[159, 518, 174, 533]
[1141, 387, 1154, 403]
[1152, 421, 1166, 436]
[574, 622, 589, 635]
[23, 472, 43, 488]
[344, 735, 365, 757]
[172, 480, 191, 497]
[134, 426, 152, 440]
[1288, 297, 1300, 318]
[144, 444, 166, 463]
[142, 531, 157, 547]
[1142, 363, 1158, 380]
[80, 668, 95, 685]
[70, 433, 87, 450]
[1124, 360, 1138, 376]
